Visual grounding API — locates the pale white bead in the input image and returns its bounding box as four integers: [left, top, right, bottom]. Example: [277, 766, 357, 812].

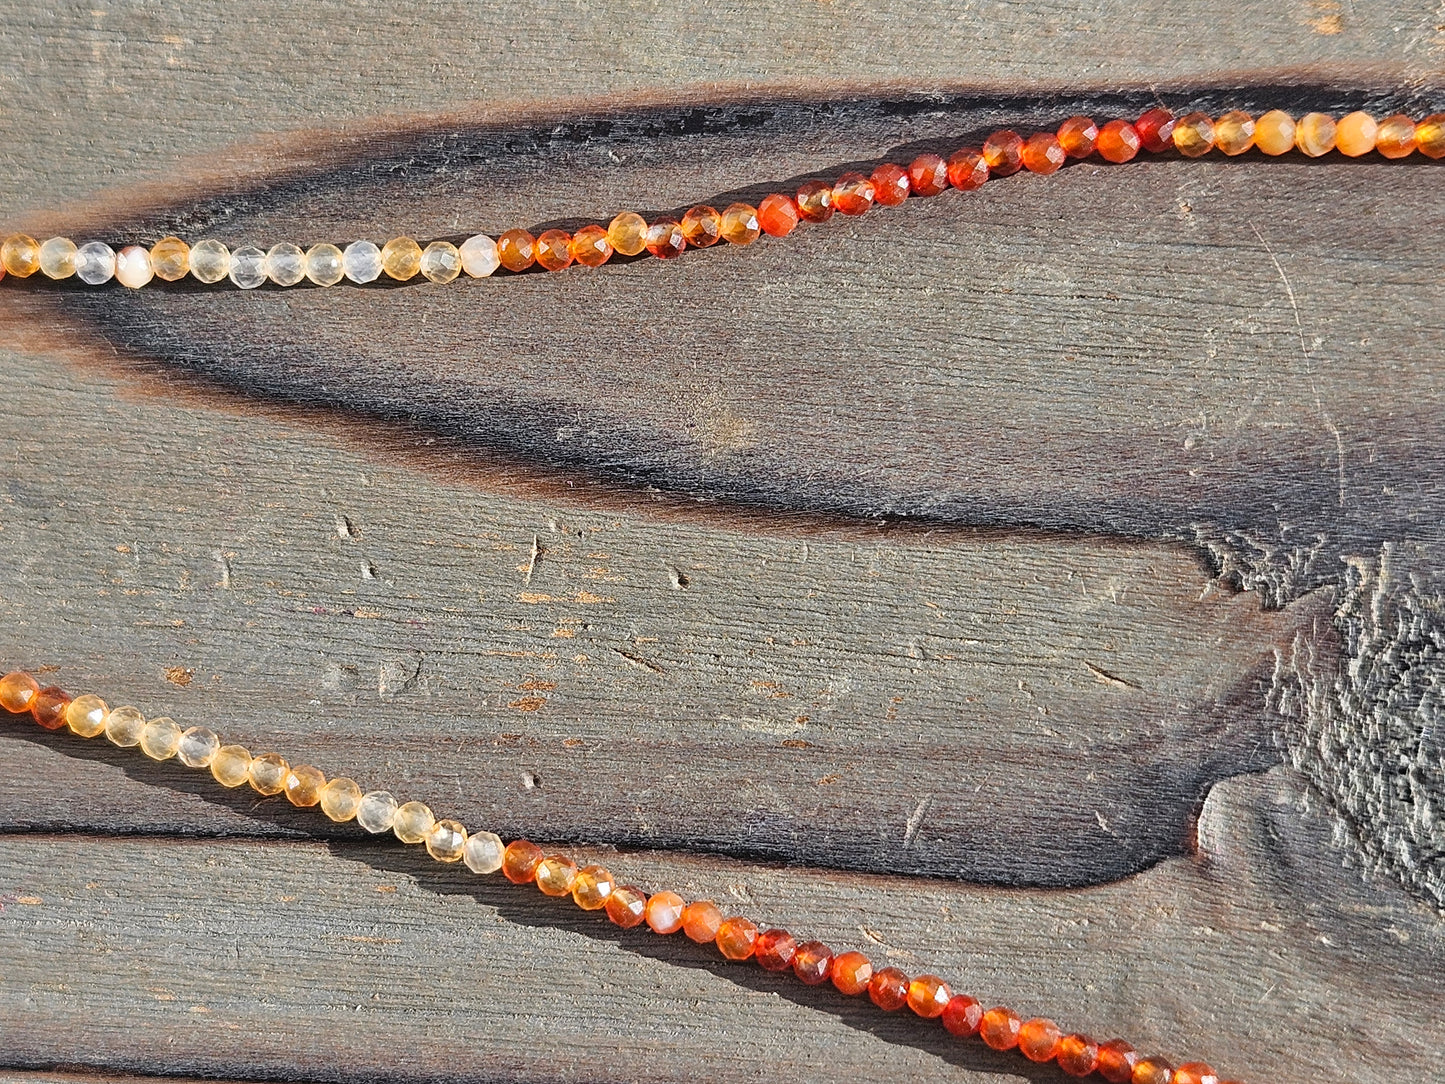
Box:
[74, 242, 116, 285]
[355, 790, 398, 834]
[265, 242, 305, 286]
[342, 240, 383, 283]
[229, 245, 266, 289]
[459, 234, 500, 277]
[304, 243, 344, 287]
[463, 830, 505, 874]
[176, 726, 220, 768]
[114, 245, 154, 289]
[38, 237, 77, 279]
[188, 239, 230, 284]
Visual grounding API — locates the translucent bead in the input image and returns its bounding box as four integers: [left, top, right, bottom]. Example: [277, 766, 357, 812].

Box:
[2, 234, 41, 277]
[228, 245, 267, 289]
[680, 205, 722, 248]
[829, 174, 874, 216]
[644, 890, 685, 933]
[644, 220, 685, 259]
[757, 193, 799, 237]
[1021, 132, 1067, 172]
[680, 899, 722, 942]
[393, 800, 435, 843]
[342, 240, 383, 283]
[210, 744, 252, 787]
[150, 237, 191, 281]
[502, 839, 543, 883]
[114, 246, 155, 289]
[187, 239, 229, 284]
[420, 240, 462, 282]
[104, 705, 146, 747]
[1335, 110, 1377, 156]
[605, 884, 647, 928]
[0, 671, 40, 713]
[980, 1006, 1022, 1050]
[496, 229, 536, 272]
[248, 751, 289, 796]
[535, 230, 574, 272]
[426, 819, 468, 862]
[265, 242, 305, 286]
[942, 993, 983, 1036]
[571, 864, 614, 909]
[795, 179, 834, 221]
[65, 693, 108, 738]
[906, 974, 952, 1018]
[1417, 113, 1445, 158]
[1174, 1063, 1220, 1084]
[303, 243, 344, 287]
[569, 224, 612, 267]
[869, 966, 909, 1009]
[463, 830, 504, 873]
[719, 203, 761, 243]
[982, 129, 1024, 175]
[535, 854, 578, 896]
[460, 234, 501, 277]
[319, 776, 362, 821]
[1171, 112, 1216, 157]
[715, 916, 758, 960]
[946, 148, 987, 190]
[1057, 115, 1099, 157]
[606, 212, 648, 257]
[1295, 112, 1337, 156]
[1058, 1033, 1100, 1077]
[792, 940, 833, 984]
[1213, 110, 1256, 155]
[356, 790, 399, 833]
[1132, 1057, 1174, 1084]
[756, 929, 798, 972]
[38, 237, 77, 279]
[1254, 109, 1296, 155]
[1096, 119, 1141, 163]
[1375, 114, 1417, 158]
[1134, 108, 1175, 153]
[31, 687, 70, 729]
[74, 242, 116, 285]
[284, 764, 325, 807]
[1097, 1039, 1141, 1083]
[906, 155, 948, 197]
[870, 163, 910, 205]
[139, 716, 182, 760]
[1018, 1017, 1063, 1061]
[381, 237, 423, 280]
[176, 725, 220, 768]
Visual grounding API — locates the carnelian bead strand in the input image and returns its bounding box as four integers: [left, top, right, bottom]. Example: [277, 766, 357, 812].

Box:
[1057, 115, 1099, 157]
[981, 129, 1024, 176]
[1018, 1017, 1064, 1062]
[906, 153, 949, 196]
[979, 1006, 1023, 1051]
[1058, 1033, 1100, 1076]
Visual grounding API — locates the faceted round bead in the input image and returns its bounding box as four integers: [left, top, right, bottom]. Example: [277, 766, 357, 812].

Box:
[870, 163, 910, 206]
[459, 234, 501, 276]
[381, 237, 423, 280]
[75, 241, 117, 285]
[1058, 1034, 1100, 1076]
[1375, 114, 1417, 158]
[946, 148, 988, 191]
[1097, 1039, 1142, 1083]
[1254, 110, 1296, 155]
[979, 1006, 1023, 1050]
[680, 205, 722, 248]
[720, 203, 761, 243]
[185, 238, 228, 284]
[571, 864, 615, 909]
[392, 800, 436, 843]
[115, 246, 155, 289]
[680, 899, 723, 942]
[1296, 112, 1337, 157]
[1335, 110, 1378, 156]
[250, 753, 290, 796]
[906, 153, 949, 197]
[2, 234, 41, 276]
[355, 790, 399, 833]
[1057, 115, 1099, 157]
[1172, 112, 1216, 157]
[906, 974, 952, 1018]
[284, 764, 325, 807]
[39, 237, 77, 279]
[535, 854, 579, 897]
[830, 174, 874, 216]
[176, 725, 220, 768]
[644, 890, 685, 933]
[210, 744, 252, 788]
[304, 243, 345, 286]
[1214, 110, 1256, 155]
[644, 220, 686, 259]
[420, 240, 462, 282]
[754, 929, 797, 972]
[534, 230, 573, 272]
[150, 237, 190, 281]
[65, 694, 108, 738]
[569, 224, 612, 267]
[342, 240, 384, 283]
[1132, 1057, 1174, 1084]
[868, 966, 909, 1010]
[425, 818, 468, 862]
[31, 687, 70, 730]
[463, 830, 505, 873]
[139, 716, 183, 760]
[830, 949, 871, 994]
[942, 994, 983, 1037]
[1174, 1063, 1219, 1084]
[982, 130, 1024, 176]
[1019, 1017, 1064, 1062]
[104, 705, 146, 747]
[757, 193, 799, 237]
[502, 839, 544, 884]
[319, 776, 363, 822]
[229, 245, 267, 289]
[792, 940, 832, 985]
[795, 179, 834, 222]
[497, 229, 536, 272]
[605, 884, 647, 927]
[1135, 108, 1176, 153]
[715, 917, 759, 960]
[607, 212, 648, 257]
[1097, 119, 1141, 163]
[1021, 132, 1066, 173]
[1417, 113, 1445, 158]
[0, 671, 40, 713]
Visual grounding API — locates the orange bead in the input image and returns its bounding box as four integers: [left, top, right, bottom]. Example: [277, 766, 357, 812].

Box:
[1296, 112, 1337, 157]
[1097, 119, 1141, 163]
[571, 864, 614, 909]
[1174, 1063, 1219, 1084]
[979, 1006, 1022, 1051]
[607, 211, 649, 256]
[535, 229, 573, 272]
[791, 940, 832, 985]
[942, 993, 982, 1037]
[1172, 112, 1216, 157]
[1132, 1057, 1174, 1084]
[870, 162, 910, 206]
[1021, 132, 1066, 174]
[1097, 1039, 1142, 1083]
[501, 839, 543, 884]
[719, 203, 761, 244]
[1135, 107, 1175, 153]
[1335, 110, 1378, 157]
[830, 950, 872, 995]
[905, 974, 951, 1018]
[535, 854, 578, 896]
[31, 686, 70, 730]
[1058, 1034, 1100, 1076]
[644, 220, 686, 259]
[1253, 110, 1296, 155]
[1417, 113, 1445, 158]
[982, 130, 1024, 176]
[830, 173, 874, 216]
[754, 928, 796, 971]
[1018, 1017, 1063, 1062]
[907, 153, 949, 196]
[1057, 115, 1099, 157]
[1214, 110, 1256, 155]
[497, 229, 536, 272]
[795, 179, 834, 222]
[569, 224, 612, 267]
[0, 671, 40, 713]
[680, 205, 722, 248]
[644, 890, 685, 934]
[680, 899, 722, 943]
[605, 884, 647, 927]
[868, 966, 909, 1010]
[1375, 114, 1417, 158]
[757, 193, 799, 237]
[715, 916, 759, 960]
[946, 148, 988, 191]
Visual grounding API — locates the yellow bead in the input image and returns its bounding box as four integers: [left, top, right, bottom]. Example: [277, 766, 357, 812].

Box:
[248, 752, 289, 796]
[38, 237, 77, 279]
[426, 819, 468, 862]
[104, 705, 146, 747]
[188, 239, 230, 283]
[607, 212, 648, 257]
[1295, 112, 1337, 157]
[571, 865, 615, 910]
[393, 800, 435, 844]
[1171, 112, 1215, 157]
[210, 744, 252, 787]
[177, 726, 220, 768]
[304, 243, 345, 286]
[1214, 110, 1255, 155]
[1375, 114, 1417, 158]
[139, 717, 182, 760]
[1335, 111, 1378, 157]
[1418, 114, 1445, 158]
[2, 234, 41, 277]
[380, 237, 422, 280]
[419, 240, 461, 283]
[284, 764, 325, 807]
[319, 776, 362, 822]
[150, 237, 191, 281]
[720, 203, 761, 245]
[535, 855, 579, 896]
[64, 694, 108, 738]
[1253, 110, 1296, 155]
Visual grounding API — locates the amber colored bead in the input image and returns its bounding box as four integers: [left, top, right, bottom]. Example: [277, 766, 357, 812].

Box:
[0, 671, 39, 713]
[150, 237, 190, 281]
[982, 130, 1024, 175]
[319, 777, 362, 822]
[946, 148, 988, 191]
[1254, 110, 1296, 155]
[210, 744, 252, 788]
[1174, 1063, 1219, 1084]
[605, 884, 647, 928]
[868, 966, 909, 1010]
[680, 205, 722, 248]
[870, 163, 910, 206]
[1133, 1057, 1174, 1084]
[1172, 112, 1216, 157]
[830, 949, 872, 994]
[2, 234, 41, 277]
[795, 179, 834, 222]
[284, 764, 325, 807]
[979, 1006, 1023, 1051]
[533, 229, 572, 272]
[1135, 108, 1176, 153]
[757, 193, 799, 237]
[140, 717, 181, 760]
[30, 686, 70, 730]
[1296, 112, 1337, 157]
[942, 994, 983, 1037]
[1019, 1017, 1064, 1062]
[1021, 132, 1066, 174]
[535, 854, 579, 897]
[680, 899, 722, 942]
[1416, 113, 1445, 158]
[907, 153, 949, 196]
[380, 236, 422, 280]
[906, 974, 951, 1018]
[715, 917, 759, 960]
[497, 229, 537, 272]
[1097, 119, 1141, 163]
[1335, 110, 1377, 157]
[393, 800, 435, 843]
[1057, 115, 1099, 157]
[104, 706, 144, 748]
[792, 940, 832, 985]
[1375, 114, 1417, 158]
[571, 864, 614, 910]
[754, 928, 797, 971]
[502, 839, 544, 884]
[644, 890, 685, 934]
[65, 694, 108, 738]
[1214, 110, 1256, 155]
[831, 173, 875, 216]
[1098, 1039, 1142, 1083]
[607, 212, 649, 256]
[1058, 1034, 1100, 1076]
[644, 220, 686, 259]
[569, 224, 612, 267]
[719, 202, 761, 243]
